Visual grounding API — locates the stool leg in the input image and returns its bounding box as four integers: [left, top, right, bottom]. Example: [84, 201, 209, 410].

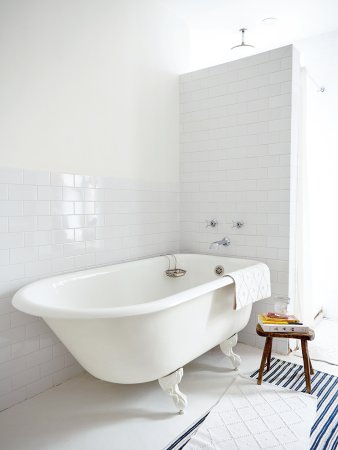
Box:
[308, 346, 314, 375]
[301, 339, 311, 394]
[267, 338, 273, 371]
[258, 337, 272, 385]
[309, 357, 314, 375]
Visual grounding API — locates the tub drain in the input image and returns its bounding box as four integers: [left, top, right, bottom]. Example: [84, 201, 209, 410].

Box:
[215, 265, 224, 276]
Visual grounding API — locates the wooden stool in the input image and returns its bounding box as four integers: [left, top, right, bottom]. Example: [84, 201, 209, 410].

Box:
[256, 324, 315, 393]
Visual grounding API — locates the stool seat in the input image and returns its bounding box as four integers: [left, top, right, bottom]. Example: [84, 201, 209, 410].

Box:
[256, 324, 315, 393]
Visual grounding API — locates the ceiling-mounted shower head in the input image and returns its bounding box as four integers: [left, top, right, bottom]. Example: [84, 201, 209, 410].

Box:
[231, 28, 255, 51]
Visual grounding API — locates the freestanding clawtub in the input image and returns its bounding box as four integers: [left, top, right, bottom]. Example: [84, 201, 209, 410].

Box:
[12, 253, 266, 413]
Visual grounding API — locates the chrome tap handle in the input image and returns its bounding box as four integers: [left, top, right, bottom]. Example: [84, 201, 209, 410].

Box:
[232, 220, 244, 229]
[206, 219, 218, 228]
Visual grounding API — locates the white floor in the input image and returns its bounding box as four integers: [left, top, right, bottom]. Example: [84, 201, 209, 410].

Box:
[0, 343, 337, 450]
[293, 318, 338, 366]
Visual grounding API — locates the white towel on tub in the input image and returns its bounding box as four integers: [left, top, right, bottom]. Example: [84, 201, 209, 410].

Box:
[226, 263, 271, 310]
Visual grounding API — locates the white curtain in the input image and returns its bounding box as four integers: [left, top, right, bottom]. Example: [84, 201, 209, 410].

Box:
[292, 68, 315, 327]
[293, 66, 338, 324]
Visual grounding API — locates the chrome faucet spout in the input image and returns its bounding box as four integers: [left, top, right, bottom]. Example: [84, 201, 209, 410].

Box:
[209, 237, 231, 249]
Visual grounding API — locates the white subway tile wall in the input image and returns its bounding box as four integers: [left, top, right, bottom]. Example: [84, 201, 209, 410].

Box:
[179, 46, 296, 354]
[0, 168, 179, 411]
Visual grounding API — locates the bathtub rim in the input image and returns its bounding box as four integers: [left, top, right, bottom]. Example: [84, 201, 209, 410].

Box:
[12, 253, 261, 319]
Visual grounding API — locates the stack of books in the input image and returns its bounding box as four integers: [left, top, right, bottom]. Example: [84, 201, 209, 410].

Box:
[258, 312, 309, 333]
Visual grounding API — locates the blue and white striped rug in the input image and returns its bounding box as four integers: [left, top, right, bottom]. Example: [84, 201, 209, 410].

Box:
[166, 358, 337, 450]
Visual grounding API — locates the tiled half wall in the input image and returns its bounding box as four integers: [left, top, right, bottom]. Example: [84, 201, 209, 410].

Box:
[180, 45, 298, 353]
[0, 168, 179, 411]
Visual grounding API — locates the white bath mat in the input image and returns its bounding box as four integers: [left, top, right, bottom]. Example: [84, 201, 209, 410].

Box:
[184, 375, 317, 450]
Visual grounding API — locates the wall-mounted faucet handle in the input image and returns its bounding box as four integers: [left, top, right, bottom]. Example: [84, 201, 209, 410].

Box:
[206, 219, 218, 228]
[209, 237, 231, 249]
[232, 220, 244, 229]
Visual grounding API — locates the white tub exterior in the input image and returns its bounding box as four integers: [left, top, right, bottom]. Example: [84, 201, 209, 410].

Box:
[13, 254, 261, 384]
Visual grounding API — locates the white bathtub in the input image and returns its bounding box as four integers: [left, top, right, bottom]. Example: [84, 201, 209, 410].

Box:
[13, 253, 266, 412]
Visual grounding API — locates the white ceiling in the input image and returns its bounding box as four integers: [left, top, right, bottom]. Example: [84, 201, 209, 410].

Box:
[160, 0, 338, 70]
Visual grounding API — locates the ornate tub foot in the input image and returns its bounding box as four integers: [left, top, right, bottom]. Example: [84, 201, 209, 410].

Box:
[220, 334, 241, 370]
[158, 368, 188, 414]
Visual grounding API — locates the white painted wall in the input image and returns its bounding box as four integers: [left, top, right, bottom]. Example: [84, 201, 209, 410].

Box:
[0, 0, 188, 182]
[295, 31, 338, 319]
